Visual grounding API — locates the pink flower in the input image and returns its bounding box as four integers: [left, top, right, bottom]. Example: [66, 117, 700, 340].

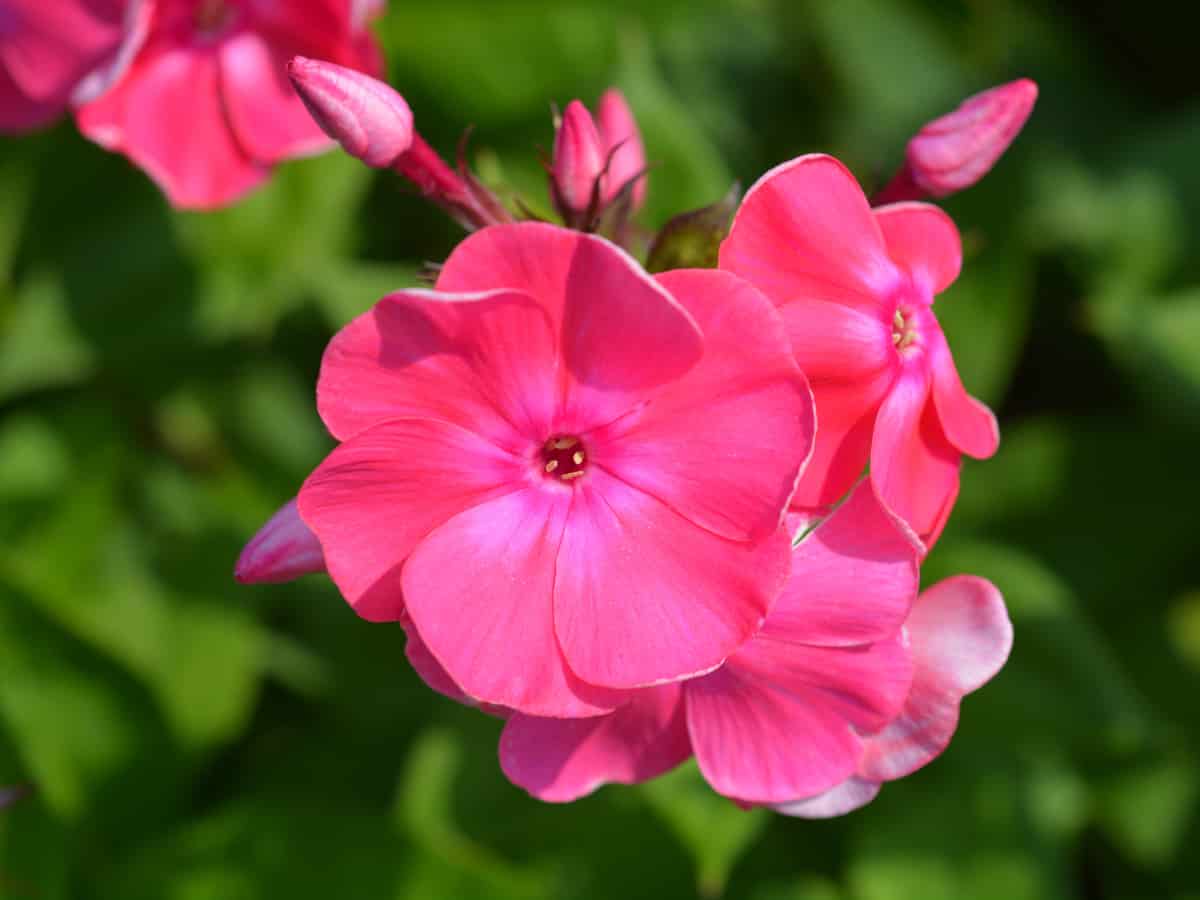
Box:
[874, 79, 1038, 204]
[495, 486, 1011, 809]
[295, 221, 815, 717]
[549, 90, 647, 224]
[719, 154, 1000, 547]
[234, 498, 324, 583]
[75, 0, 385, 209]
[0, 0, 126, 132]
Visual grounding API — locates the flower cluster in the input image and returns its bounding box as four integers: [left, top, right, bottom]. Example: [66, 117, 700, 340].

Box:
[231, 58, 1034, 816]
[1, 0, 385, 208]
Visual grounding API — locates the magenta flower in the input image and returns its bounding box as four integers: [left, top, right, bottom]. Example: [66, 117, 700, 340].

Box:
[874, 78, 1038, 204]
[75, 0, 385, 209]
[0, 0, 126, 132]
[295, 222, 815, 717]
[719, 154, 999, 547]
[495, 485, 1011, 809]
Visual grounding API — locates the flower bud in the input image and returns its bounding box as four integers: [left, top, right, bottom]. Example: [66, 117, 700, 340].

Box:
[874, 78, 1038, 204]
[551, 99, 606, 220]
[287, 55, 413, 168]
[234, 498, 325, 584]
[596, 88, 647, 210]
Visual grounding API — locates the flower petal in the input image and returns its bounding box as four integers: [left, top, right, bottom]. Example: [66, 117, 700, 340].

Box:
[859, 576, 1012, 781]
[686, 632, 910, 804]
[76, 45, 268, 209]
[870, 364, 960, 546]
[779, 297, 893, 383]
[790, 368, 894, 511]
[720, 154, 898, 314]
[499, 684, 690, 802]
[219, 30, 332, 164]
[927, 326, 999, 459]
[594, 269, 814, 542]
[234, 497, 325, 583]
[316, 287, 558, 446]
[554, 469, 791, 690]
[402, 486, 628, 717]
[770, 481, 919, 647]
[0, 0, 120, 103]
[771, 777, 881, 818]
[399, 611, 473, 707]
[872, 202, 962, 297]
[298, 417, 525, 622]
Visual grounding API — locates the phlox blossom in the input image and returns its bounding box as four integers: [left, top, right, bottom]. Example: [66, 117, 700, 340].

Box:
[720, 154, 1000, 547]
[295, 221, 815, 718]
[486, 484, 1010, 811]
[75, 0, 384, 209]
[0, 0, 126, 132]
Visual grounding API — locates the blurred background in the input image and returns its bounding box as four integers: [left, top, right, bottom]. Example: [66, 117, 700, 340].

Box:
[2, 0, 1199, 897]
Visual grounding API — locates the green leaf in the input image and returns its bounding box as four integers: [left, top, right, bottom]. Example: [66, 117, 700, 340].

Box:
[645, 184, 741, 273]
[641, 762, 768, 898]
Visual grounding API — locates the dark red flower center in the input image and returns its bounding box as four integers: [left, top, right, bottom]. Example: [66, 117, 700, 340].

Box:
[195, 0, 235, 35]
[541, 435, 588, 482]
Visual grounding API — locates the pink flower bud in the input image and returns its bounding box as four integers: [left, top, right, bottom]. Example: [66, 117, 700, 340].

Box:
[596, 88, 647, 210]
[235, 498, 325, 584]
[552, 99, 606, 219]
[874, 78, 1038, 204]
[287, 56, 413, 168]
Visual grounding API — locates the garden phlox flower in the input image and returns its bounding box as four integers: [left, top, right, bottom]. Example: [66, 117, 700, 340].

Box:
[487, 483, 1010, 812]
[0, 0, 126, 132]
[720, 154, 1000, 548]
[294, 221, 815, 717]
[551, 90, 647, 224]
[75, 0, 385, 209]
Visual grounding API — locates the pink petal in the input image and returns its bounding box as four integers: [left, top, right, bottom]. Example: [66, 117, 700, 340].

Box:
[499, 684, 690, 802]
[554, 469, 791, 690]
[686, 632, 910, 804]
[790, 368, 894, 512]
[434, 223, 703, 430]
[859, 576, 1012, 781]
[76, 45, 268, 209]
[234, 497, 325, 583]
[772, 777, 882, 818]
[719, 154, 899, 314]
[872, 202, 962, 297]
[316, 286, 558, 446]
[593, 269, 814, 542]
[297, 417, 525, 622]
[402, 487, 627, 717]
[399, 611, 473, 707]
[778, 297, 894, 383]
[0, 62, 57, 131]
[219, 31, 332, 164]
[870, 364, 960, 546]
[769, 480, 918, 647]
[0, 0, 120, 102]
[552, 99, 606, 215]
[927, 326, 999, 459]
[596, 88, 646, 209]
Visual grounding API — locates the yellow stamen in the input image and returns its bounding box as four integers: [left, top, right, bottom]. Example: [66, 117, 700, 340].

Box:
[572, 451, 585, 465]
[561, 471, 585, 480]
[545, 460, 559, 472]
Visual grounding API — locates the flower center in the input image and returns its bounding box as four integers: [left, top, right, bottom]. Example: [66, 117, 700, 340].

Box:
[541, 435, 588, 482]
[195, 0, 235, 35]
[892, 307, 918, 351]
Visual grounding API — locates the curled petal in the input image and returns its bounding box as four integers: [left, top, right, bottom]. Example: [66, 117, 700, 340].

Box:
[234, 498, 325, 583]
[771, 777, 881, 818]
[596, 88, 646, 209]
[552, 99, 606, 216]
[927, 326, 999, 460]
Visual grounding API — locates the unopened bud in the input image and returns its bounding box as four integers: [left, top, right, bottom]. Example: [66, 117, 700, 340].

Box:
[552, 100, 606, 220]
[596, 88, 647, 210]
[288, 56, 413, 168]
[235, 498, 325, 584]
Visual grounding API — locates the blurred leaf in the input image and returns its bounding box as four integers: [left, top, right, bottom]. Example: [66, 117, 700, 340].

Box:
[641, 762, 768, 898]
[0, 415, 70, 499]
[1096, 756, 1199, 868]
[0, 270, 96, 400]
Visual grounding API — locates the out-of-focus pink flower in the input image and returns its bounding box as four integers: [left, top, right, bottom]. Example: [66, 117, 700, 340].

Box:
[549, 89, 648, 225]
[720, 154, 1000, 548]
[497, 483, 921, 804]
[0, 0, 126, 132]
[774, 575, 1012, 818]
[234, 498, 324, 583]
[551, 99, 607, 224]
[287, 55, 411, 168]
[75, 0, 385, 209]
[294, 221, 815, 717]
[874, 79, 1038, 204]
[596, 88, 646, 210]
[496, 487, 1011, 811]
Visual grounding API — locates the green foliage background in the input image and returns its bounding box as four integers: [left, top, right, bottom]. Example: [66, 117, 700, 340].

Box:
[2, 0, 1199, 897]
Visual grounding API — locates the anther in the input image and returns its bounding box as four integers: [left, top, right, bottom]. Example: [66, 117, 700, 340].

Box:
[545, 460, 559, 472]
